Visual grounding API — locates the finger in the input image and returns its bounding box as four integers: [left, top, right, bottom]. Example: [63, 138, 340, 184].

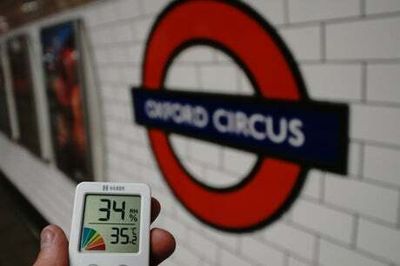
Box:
[33, 225, 69, 266]
[150, 228, 176, 266]
[151, 198, 161, 223]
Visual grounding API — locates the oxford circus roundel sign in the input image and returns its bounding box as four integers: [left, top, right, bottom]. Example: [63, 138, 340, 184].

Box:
[132, 0, 349, 232]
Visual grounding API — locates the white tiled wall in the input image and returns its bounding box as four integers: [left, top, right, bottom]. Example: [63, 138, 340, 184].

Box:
[0, 0, 400, 265]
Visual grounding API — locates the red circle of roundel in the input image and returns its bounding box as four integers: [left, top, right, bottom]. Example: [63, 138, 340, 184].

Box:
[142, 0, 306, 231]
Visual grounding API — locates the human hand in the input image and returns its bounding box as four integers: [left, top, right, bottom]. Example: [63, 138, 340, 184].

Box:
[33, 198, 175, 266]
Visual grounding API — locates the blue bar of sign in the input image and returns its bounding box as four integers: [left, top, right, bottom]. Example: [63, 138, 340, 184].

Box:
[132, 88, 349, 174]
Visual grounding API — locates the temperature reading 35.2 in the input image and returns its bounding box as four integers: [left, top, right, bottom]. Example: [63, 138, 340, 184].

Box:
[80, 195, 141, 253]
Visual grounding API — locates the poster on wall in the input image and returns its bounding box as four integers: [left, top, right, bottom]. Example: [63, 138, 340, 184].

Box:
[7, 35, 41, 155]
[0, 49, 12, 137]
[41, 20, 92, 182]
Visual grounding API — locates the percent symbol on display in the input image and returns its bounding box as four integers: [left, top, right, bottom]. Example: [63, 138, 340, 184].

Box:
[129, 209, 138, 222]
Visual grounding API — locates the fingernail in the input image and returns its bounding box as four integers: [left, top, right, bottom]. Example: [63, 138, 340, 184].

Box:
[41, 227, 54, 249]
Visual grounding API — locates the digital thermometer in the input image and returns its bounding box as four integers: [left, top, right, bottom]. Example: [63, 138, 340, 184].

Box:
[69, 182, 151, 266]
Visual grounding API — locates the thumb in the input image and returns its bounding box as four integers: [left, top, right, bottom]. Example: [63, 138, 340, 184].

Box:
[33, 225, 69, 266]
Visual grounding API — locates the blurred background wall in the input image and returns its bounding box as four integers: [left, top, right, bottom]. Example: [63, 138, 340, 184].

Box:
[0, 1, 400, 265]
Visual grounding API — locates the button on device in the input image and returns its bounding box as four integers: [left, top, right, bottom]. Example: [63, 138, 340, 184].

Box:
[88, 264, 98, 266]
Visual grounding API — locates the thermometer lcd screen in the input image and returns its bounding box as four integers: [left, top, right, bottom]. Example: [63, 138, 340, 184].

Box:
[80, 194, 141, 253]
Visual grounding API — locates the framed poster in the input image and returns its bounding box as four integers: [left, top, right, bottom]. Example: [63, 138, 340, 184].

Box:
[7, 35, 41, 155]
[41, 20, 93, 181]
[0, 48, 12, 137]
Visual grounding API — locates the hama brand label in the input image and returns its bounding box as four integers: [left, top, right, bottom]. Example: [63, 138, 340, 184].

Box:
[132, 0, 349, 232]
